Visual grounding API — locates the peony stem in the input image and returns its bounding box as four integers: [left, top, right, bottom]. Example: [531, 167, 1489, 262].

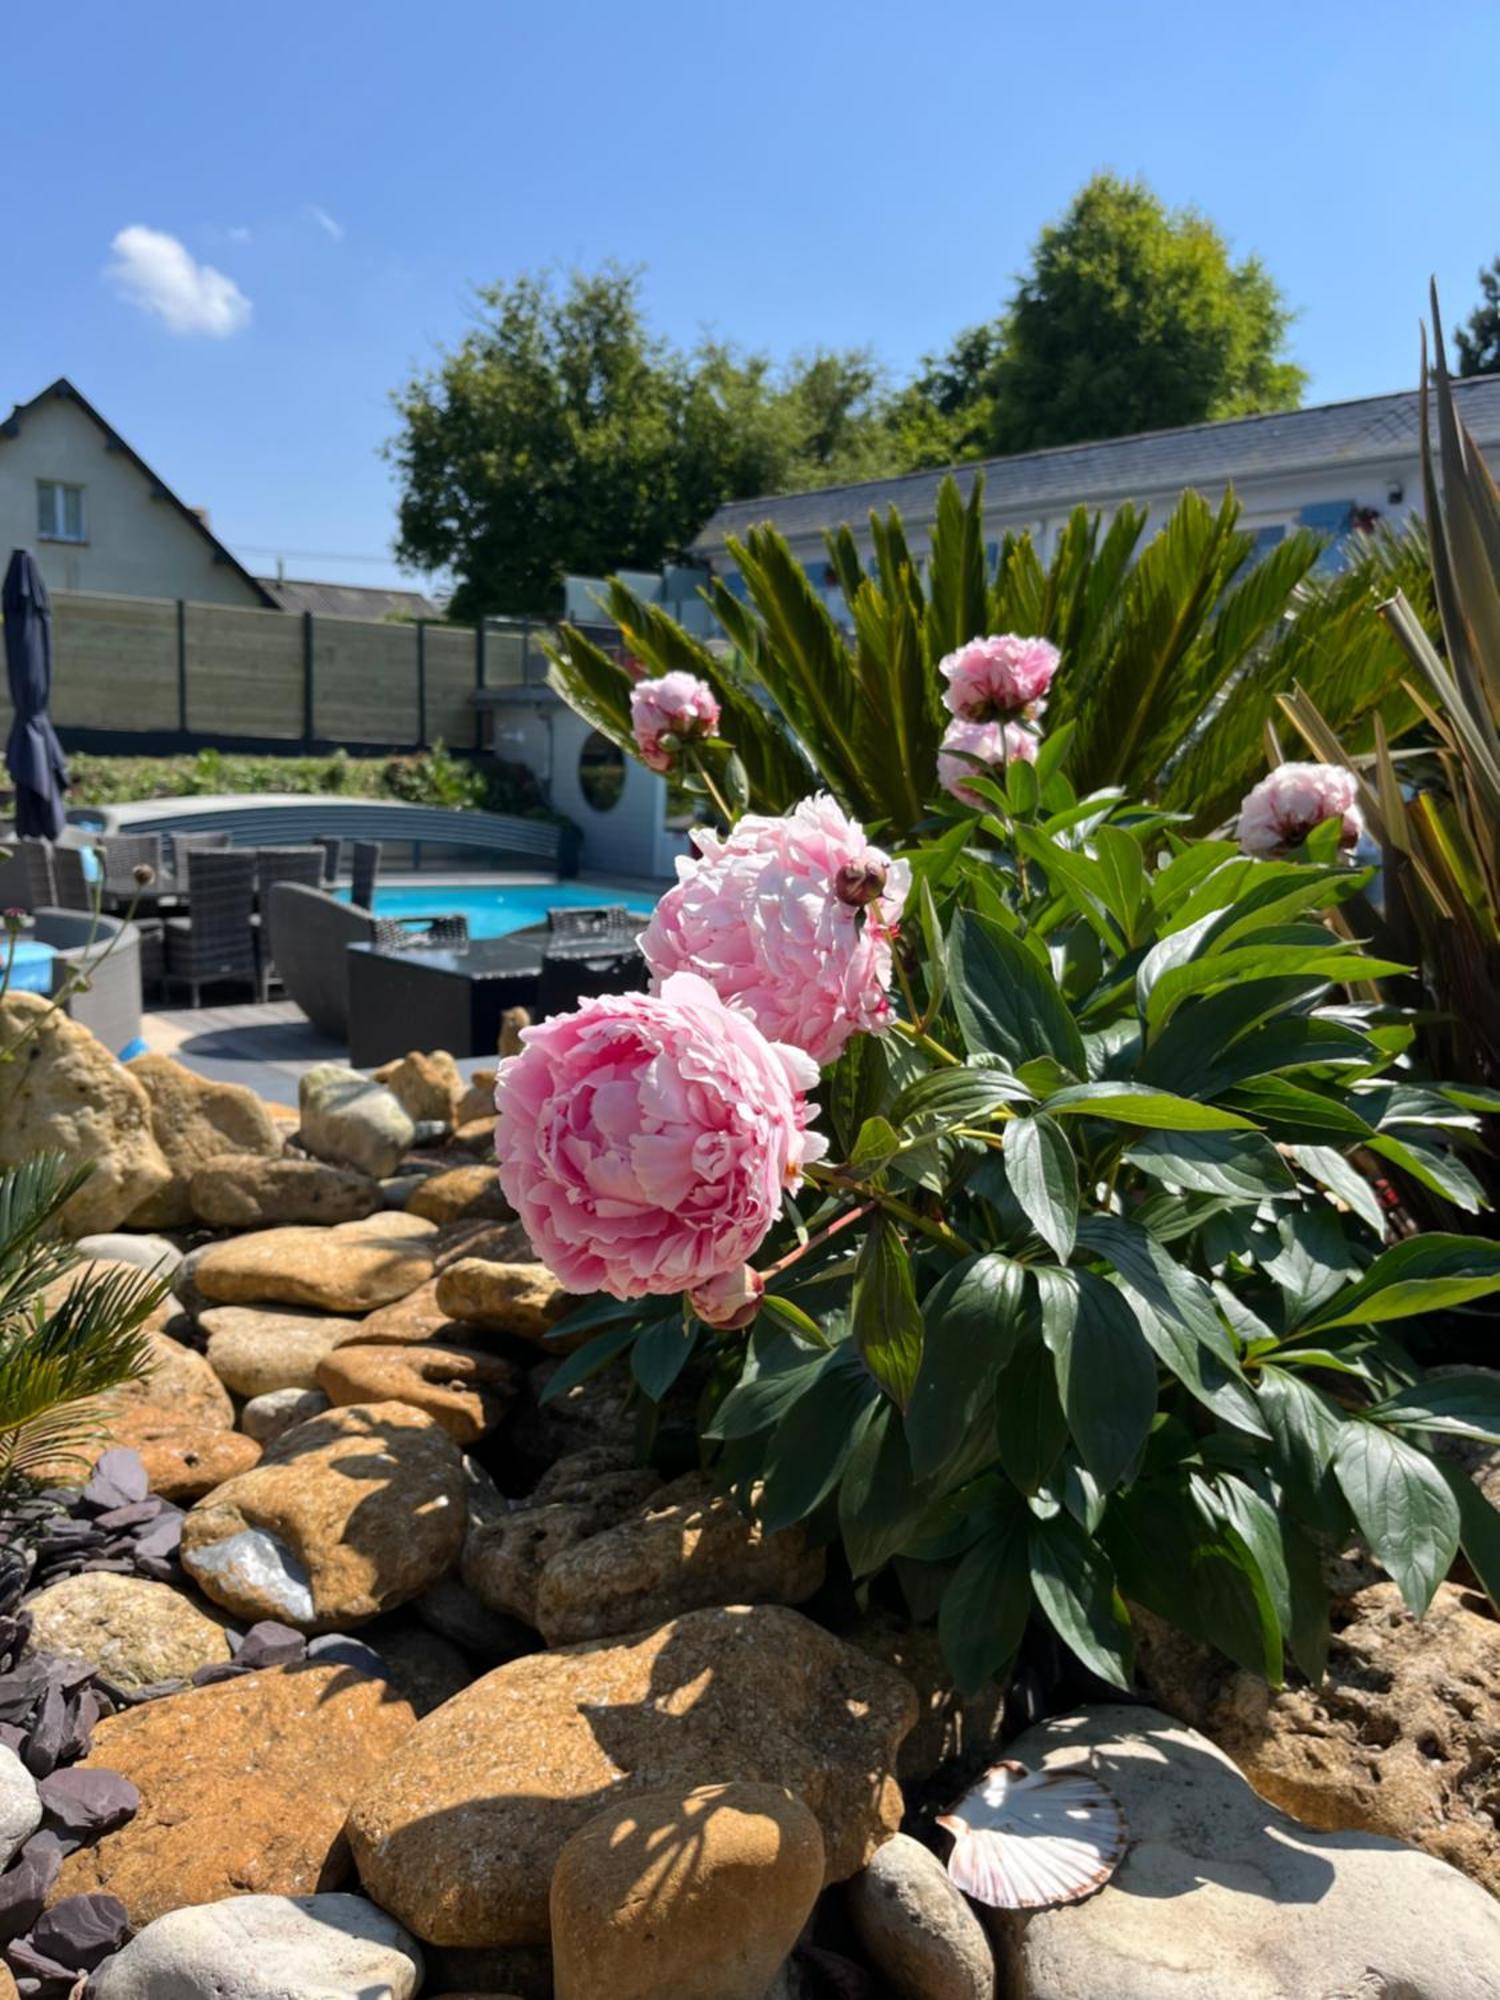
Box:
[805, 1164, 973, 1258]
[761, 1200, 874, 1281]
[687, 746, 736, 827]
[890, 1017, 961, 1067]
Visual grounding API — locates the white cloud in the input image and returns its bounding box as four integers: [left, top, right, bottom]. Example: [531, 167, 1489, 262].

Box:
[105, 226, 251, 337]
[305, 203, 344, 243]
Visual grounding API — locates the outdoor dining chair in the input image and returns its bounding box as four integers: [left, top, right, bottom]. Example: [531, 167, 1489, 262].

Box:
[98, 832, 164, 886]
[13, 837, 57, 909]
[350, 840, 381, 910]
[252, 847, 327, 994]
[49, 843, 94, 912]
[314, 836, 343, 884]
[167, 829, 231, 877]
[164, 849, 259, 1005]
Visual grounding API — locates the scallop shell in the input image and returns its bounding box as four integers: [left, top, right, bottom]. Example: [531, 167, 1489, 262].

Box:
[936, 1758, 1127, 1909]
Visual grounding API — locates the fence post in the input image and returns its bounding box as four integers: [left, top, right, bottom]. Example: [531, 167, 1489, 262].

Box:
[415, 619, 428, 748]
[474, 619, 487, 752]
[175, 599, 188, 735]
[302, 611, 315, 746]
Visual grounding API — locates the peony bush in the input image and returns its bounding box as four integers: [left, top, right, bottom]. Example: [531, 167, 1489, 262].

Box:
[534, 508, 1500, 1697]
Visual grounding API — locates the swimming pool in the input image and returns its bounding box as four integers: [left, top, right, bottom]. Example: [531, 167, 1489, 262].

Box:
[354, 881, 659, 940]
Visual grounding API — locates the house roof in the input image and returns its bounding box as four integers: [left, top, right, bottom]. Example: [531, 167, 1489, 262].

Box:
[255, 576, 442, 621]
[0, 377, 280, 606]
[689, 373, 1500, 553]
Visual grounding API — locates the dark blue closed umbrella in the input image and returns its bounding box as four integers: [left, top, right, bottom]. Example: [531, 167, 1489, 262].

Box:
[4, 548, 68, 839]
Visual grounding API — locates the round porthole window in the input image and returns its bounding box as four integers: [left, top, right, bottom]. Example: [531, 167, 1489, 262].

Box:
[578, 731, 626, 813]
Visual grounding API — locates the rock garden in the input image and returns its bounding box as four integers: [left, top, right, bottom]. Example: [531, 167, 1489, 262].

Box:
[2, 335, 1500, 2000]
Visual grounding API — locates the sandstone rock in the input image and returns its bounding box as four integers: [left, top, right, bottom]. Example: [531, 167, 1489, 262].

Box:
[75, 1232, 183, 1276]
[180, 1401, 466, 1632]
[189, 1154, 381, 1228]
[846, 1832, 994, 2000]
[338, 1278, 454, 1347]
[200, 1306, 362, 1397]
[299, 1065, 416, 1179]
[1137, 1579, 1500, 1897]
[433, 1219, 533, 1272]
[373, 1049, 466, 1125]
[117, 1328, 235, 1427]
[510, 1356, 634, 1462]
[990, 1704, 1500, 2000]
[40, 1260, 176, 1338]
[347, 1603, 916, 1947]
[850, 1613, 1006, 1786]
[23, 1573, 233, 1688]
[124, 1053, 283, 1228]
[50, 1667, 415, 1927]
[535, 1472, 826, 1647]
[454, 1067, 496, 1125]
[119, 1418, 263, 1501]
[413, 1574, 533, 1665]
[363, 1622, 472, 1715]
[461, 1454, 661, 1626]
[550, 1782, 825, 2000]
[449, 1116, 503, 1155]
[0, 1965, 15, 2000]
[241, 1387, 331, 1444]
[408, 1167, 512, 1226]
[192, 1213, 438, 1313]
[0, 996, 171, 1234]
[89, 1891, 423, 2000]
[316, 1343, 519, 1445]
[498, 1009, 528, 1059]
[434, 1259, 574, 1344]
[0, 1745, 41, 1870]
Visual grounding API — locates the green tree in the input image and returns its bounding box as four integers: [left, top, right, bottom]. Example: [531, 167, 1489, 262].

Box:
[1455, 257, 1500, 377]
[389, 267, 900, 618]
[910, 174, 1306, 458]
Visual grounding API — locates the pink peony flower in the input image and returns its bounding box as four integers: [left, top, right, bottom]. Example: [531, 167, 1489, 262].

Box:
[639, 794, 913, 1067]
[1236, 762, 1363, 856]
[937, 718, 1039, 807]
[494, 971, 825, 1299]
[630, 671, 721, 773]
[939, 634, 1060, 723]
[688, 1263, 765, 1330]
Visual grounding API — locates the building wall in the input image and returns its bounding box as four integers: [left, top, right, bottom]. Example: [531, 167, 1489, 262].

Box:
[486, 697, 675, 879]
[0, 395, 264, 606]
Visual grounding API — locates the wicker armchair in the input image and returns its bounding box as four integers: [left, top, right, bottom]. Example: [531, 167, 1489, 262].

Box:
[164, 849, 259, 1004]
[49, 843, 94, 912]
[264, 881, 380, 1039]
[371, 914, 470, 952]
[314, 836, 343, 884]
[350, 841, 380, 910]
[167, 829, 231, 878]
[29, 909, 144, 1057]
[99, 832, 163, 889]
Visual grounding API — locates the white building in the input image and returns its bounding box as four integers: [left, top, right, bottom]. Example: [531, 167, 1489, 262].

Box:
[685, 376, 1500, 617]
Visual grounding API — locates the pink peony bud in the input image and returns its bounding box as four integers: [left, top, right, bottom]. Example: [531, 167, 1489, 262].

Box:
[639, 794, 913, 1067]
[689, 1264, 765, 1329]
[494, 971, 826, 1300]
[937, 718, 1039, 807]
[939, 634, 1060, 723]
[1236, 763, 1363, 856]
[834, 859, 888, 909]
[630, 671, 722, 773]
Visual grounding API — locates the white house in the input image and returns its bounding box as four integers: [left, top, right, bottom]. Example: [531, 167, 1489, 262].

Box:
[683, 376, 1500, 618]
[0, 378, 277, 607]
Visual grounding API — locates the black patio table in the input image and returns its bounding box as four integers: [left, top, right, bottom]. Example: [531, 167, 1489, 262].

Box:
[346, 932, 549, 1067]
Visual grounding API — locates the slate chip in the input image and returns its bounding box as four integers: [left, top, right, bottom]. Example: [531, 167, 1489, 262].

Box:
[36, 1768, 140, 1841]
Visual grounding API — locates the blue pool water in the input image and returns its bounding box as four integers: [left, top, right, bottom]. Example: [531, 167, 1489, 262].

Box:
[353, 881, 659, 940]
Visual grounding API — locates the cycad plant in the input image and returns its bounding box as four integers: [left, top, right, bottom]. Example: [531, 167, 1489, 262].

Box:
[0, 1155, 163, 1490]
[548, 477, 1431, 839]
[1280, 289, 1500, 1097]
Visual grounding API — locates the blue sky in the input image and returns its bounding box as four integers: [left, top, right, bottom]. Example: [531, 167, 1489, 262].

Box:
[5, 0, 1497, 595]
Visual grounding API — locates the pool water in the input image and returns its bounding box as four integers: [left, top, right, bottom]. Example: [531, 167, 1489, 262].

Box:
[355, 881, 659, 940]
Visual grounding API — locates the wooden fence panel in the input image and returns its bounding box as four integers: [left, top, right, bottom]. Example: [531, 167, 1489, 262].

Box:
[186, 602, 305, 739]
[424, 625, 479, 747]
[313, 619, 419, 744]
[50, 593, 179, 731]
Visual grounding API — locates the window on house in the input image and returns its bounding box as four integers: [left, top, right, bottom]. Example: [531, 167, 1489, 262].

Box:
[36, 481, 87, 543]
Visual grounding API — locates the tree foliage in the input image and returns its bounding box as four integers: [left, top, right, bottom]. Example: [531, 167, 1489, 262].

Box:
[388, 267, 896, 617]
[1455, 257, 1500, 378]
[898, 174, 1306, 461]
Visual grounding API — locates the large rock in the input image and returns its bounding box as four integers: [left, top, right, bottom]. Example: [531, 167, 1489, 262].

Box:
[316, 1343, 519, 1445]
[299, 1065, 416, 1179]
[51, 1669, 416, 1928]
[434, 1259, 574, 1345]
[40, 1260, 177, 1339]
[534, 1472, 826, 1647]
[510, 1356, 634, 1463]
[241, 1387, 331, 1444]
[1137, 1579, 1500, 1897]
[0, 1745, 41, 1870]
[117, 1329, 235, 1428]
[23, 1573, 233, 1689]
[89, 1892, 423, 2000]
[190, 1154, 381, 1228]
[0, 996, 171, 1234]
[407, 1167, 512, 1226]
[200, 1306, 362, 1397]
[550, 1782, 825, 2000]
[991, 1705, 1500, 2000]
[125, 1054, 283, 1227]
[461, 1449, 661, 1626]
[850, 1613, 1006, 1786]
[347, 1602, 916, 1946]
[76, 1231, 182, 1276]
[338, 1278, 454, 1348]
[180, 1401, 466, 1632]
[111, 1416, 263, 1502]
[192, 1213, 437, 1314]
[373, 1050, 466, 1125]
[846, 1831, 994, 2000]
